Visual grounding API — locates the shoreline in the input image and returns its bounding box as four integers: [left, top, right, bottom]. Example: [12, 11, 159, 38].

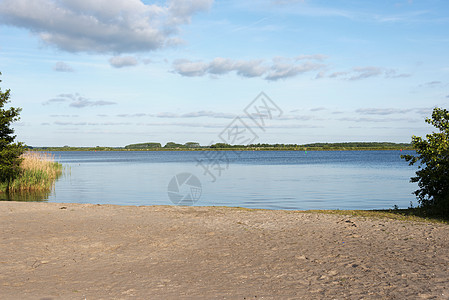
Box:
[1, 201, 447, 299]
[0, 199, 445, 224]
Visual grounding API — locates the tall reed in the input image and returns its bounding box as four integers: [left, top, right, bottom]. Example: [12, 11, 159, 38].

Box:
[1, 152, 63, 193]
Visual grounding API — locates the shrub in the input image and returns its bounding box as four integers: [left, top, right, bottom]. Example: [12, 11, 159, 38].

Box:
[402, 107, 449, 217]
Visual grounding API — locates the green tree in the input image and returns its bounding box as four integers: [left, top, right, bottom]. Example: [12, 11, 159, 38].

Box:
[402, 107, 449, 216]
[184, 142, 200, 148]
[125, 142, 162, 149]
[210, 143, 231, 148]
[0, 73, 24, 186]
[164, 142, 185, 148]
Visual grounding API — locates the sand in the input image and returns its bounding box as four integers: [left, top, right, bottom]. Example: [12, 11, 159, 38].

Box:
[0, 201, 448, 299]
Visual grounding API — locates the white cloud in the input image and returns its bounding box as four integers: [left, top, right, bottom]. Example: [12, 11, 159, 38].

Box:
[296, 54, 327, 61]
[385, 69, 411, 78]
[310, 107, 327, 112]
[172, 59, 209, 76]
[156, 111, 236, 119]
[172, 55, 326, 80]
[53, 61, 74, 72]
[156, 112, 179, 118]
[327, 67, 411, 80]
[168, 0, 213, 25]
[54, 121, 131, 126]
[209, 58, 268, 77]
[356, 108, 413, 115]
[356, 107, 440, 117]
[265, 61, 323, 81]
[70, 99, 116, 108]
[137, 121, 322, 129]
[0, 0, 213, 54]
[179, 110, 236, 119]
[420, 81, 443, 88]
[329, 71, 349, 78]
[43, 93, 116, 108]
[117, 113, 148, 117]
[338, 117, 419, 123]
[107, 110, 323, 121]
[277, 115, 316, 121]
[349, 67, 383, 80]
[49, 114, 79, 118]
[109, 56, 139, 68]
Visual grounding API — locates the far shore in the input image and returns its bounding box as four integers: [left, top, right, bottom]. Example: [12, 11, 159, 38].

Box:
[29, 141, 414, 152]
[1, 201, 447, 299]
[31, 146, 414, 151]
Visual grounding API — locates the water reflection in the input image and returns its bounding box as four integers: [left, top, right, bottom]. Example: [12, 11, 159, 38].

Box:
[0, 190, 51, 202]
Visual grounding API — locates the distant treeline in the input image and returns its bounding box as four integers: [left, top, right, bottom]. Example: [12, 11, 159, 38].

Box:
[32, 142, 413, 151]
[124, 142, 200, 149]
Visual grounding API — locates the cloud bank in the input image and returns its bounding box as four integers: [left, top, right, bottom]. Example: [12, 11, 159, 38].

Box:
[0, 0, 213, 54]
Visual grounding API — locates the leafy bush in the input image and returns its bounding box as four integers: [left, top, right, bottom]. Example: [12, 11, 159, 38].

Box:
[402, 107, 449, 216]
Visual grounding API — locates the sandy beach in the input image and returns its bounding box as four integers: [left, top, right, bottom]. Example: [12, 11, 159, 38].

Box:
[0, 201, 448, 299]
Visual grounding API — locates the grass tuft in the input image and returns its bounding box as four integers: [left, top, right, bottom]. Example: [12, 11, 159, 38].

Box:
[1, 152, 63, 193]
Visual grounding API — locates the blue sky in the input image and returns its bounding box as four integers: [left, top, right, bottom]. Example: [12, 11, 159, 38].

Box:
[0, 0, 448, 147]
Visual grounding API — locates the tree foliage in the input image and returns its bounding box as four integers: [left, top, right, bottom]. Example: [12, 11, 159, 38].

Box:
[125, 142, 162, 149]
[184, 142, 200, 148]
[164, 142, 185, 148]
[402, 107, 449, 216]
[0, 73, 24, 185]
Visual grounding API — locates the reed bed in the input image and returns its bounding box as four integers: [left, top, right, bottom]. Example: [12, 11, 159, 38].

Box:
[1, 152, 63, 193]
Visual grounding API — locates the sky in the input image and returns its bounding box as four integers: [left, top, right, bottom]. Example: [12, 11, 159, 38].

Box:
[0, 0, 448, 147]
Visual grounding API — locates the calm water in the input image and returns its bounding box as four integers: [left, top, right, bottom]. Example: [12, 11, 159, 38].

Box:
[1, 150, 418, 210]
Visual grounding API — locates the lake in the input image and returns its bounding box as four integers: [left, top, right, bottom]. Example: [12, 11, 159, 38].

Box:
[1, 150, 418, 210]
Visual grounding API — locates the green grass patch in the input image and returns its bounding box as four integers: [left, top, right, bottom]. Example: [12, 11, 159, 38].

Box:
[303, 208, 449, 224]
